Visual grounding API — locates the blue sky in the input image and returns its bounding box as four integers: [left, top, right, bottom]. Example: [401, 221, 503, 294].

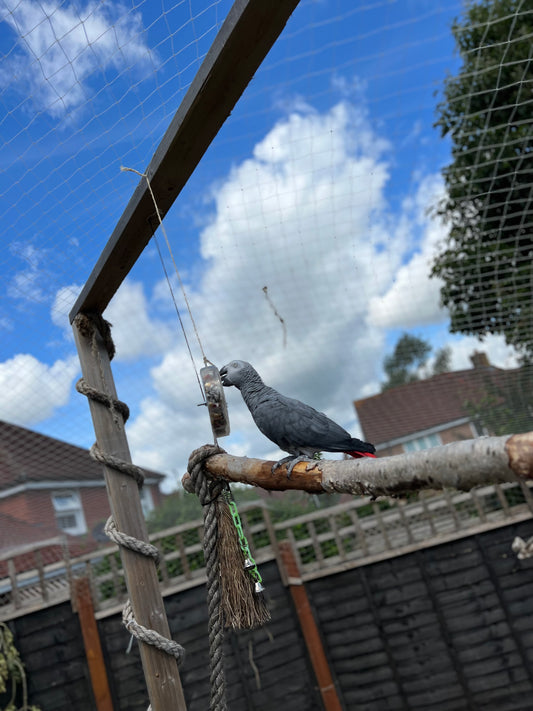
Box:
[0, 0, 519, 490]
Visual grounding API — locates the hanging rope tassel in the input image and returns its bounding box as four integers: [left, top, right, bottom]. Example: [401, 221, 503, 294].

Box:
[217, 489, 270, 630]
[187, 445, 271, 710]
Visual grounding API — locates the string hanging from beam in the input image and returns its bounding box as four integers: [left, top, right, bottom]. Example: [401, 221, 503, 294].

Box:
[121, 166, 208, 400]
[119, 166, 271, 711]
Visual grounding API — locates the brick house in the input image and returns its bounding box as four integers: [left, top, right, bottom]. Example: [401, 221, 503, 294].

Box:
[354, 352, 521, 456]
[0, 419, 164, 561]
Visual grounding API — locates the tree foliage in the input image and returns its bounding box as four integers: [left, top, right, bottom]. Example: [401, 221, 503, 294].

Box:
[146, 490, 202, 532]
[464, 364, 533, 435]
[433, 344, 452, 375]
[0, 623, 40, 711]
[432, 0, 533, 356]
[146, 485, 344, 532]
[381, 334, 451, 390]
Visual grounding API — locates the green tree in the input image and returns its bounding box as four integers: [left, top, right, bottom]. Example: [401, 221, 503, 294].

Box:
[382, 334, 450, 390]
[0, 622, 40, 711]
[465, 364, 533, 435]
[146, 486, 345, 532]
[382, 334, 431, 390]
[146, 490, 203, 532]
[433, 345, 452, 374]
[432, 0, 533, 356]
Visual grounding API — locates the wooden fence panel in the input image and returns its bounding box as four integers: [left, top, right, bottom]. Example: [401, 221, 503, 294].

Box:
[2, 501, 533, 711]
[6, 601, 95, 711]
[97, 560, 323, 711]
[307, 519, 533, 710]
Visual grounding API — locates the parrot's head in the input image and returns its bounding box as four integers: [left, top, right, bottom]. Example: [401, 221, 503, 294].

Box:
[219, 360, 257, 389]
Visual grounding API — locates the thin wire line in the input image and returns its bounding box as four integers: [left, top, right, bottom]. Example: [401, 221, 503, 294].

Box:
[121, 165, 208, 400]
[150, 220, 205, 401]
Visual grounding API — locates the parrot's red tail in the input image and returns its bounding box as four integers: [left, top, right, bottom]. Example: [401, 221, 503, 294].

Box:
[346, 450, 376, 459]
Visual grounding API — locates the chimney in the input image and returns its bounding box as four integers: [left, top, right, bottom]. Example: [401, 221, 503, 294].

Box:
[470, 351, 490, 369]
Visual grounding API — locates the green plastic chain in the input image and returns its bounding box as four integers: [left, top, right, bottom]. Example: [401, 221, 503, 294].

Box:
[223, 489, 264, 590]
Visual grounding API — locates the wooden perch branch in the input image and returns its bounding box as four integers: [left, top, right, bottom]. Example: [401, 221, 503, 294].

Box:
[183, 432, 533, 498]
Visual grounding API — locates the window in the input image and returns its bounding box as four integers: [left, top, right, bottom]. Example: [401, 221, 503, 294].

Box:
[403, 433, 441, 452]
[51, 490, 87, 535]
[140, 486, 154, 517]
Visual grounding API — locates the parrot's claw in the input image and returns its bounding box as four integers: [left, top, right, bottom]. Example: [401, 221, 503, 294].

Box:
[271, 455, 294, 476]
[272, 455, 313, 479]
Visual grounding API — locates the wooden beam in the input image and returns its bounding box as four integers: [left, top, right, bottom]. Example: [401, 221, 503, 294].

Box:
[73, 319, 186, 711]
[69, 0, 300, 322]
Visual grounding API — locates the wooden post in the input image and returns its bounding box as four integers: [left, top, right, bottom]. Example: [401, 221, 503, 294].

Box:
[278, 541, 343, 711]
[73, 577, 114, 711]
[7, 559, 20, 610]
[73, 320, 186, 711]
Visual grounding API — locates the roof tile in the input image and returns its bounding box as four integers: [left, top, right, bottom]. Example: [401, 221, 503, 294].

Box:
[0, 420, 163, 491]
[354, 367, 510, 444]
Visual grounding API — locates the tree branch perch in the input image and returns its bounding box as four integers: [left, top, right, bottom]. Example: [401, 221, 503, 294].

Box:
[182, 433, 533, 497]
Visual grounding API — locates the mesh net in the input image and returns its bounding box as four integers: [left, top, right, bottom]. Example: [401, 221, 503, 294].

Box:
[0, 0, 532, 607]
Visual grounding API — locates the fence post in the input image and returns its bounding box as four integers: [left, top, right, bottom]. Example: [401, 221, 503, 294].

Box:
[278, 541, 343, 711]
[73, 577, 114, 711]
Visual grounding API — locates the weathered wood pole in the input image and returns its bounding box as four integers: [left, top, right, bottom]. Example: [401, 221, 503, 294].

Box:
[73, 318, 186, 711]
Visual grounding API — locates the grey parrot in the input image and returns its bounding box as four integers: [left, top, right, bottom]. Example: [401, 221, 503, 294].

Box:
[219, 360, 376, 476]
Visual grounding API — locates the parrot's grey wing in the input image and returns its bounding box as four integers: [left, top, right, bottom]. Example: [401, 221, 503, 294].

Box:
[288, 398, 353, 450]
[254, 393, 351, 452]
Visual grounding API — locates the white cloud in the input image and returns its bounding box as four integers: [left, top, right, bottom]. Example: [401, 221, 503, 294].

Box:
[51, 280, 174, 360]
[368, 174, 449, 328]
[8, 244, 49, 303]
[104, 280, 175, 361]
[112, 100, 523, 491]
[0, 353, 79, 425]
[127, 100, 409, 485]
[51, 283, 80, 331]
[445, 334, 519, 371]
[0, 0, 155, 116]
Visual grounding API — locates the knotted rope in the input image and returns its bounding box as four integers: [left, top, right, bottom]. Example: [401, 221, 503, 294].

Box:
[188, 444, 228, 711]
[73, 312, 185, 707]
[89, 442, 145, 488]
[76, 313, 264, 711]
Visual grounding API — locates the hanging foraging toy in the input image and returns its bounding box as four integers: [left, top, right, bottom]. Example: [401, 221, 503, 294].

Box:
[200, 364, 230, 439]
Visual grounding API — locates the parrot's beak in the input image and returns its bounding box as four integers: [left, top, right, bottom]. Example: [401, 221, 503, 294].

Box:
[219, 365, 230, 386]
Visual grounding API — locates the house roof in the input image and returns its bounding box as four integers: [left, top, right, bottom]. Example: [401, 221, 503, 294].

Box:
[354, 365, 511, 445]
[0, 419, 164, 491]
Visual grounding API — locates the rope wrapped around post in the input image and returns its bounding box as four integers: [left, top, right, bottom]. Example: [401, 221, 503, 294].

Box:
[73, 312, 186, 710]
[187, 444, 228, 711]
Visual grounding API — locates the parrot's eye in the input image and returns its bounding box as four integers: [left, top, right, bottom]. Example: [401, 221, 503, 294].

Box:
[232, 361, 239, 368]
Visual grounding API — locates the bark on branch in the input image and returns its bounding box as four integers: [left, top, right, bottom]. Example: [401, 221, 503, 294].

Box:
[183, 432, 533, 498]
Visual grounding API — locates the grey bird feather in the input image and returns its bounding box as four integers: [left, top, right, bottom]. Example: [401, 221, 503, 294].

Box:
[219, 360, 376, 476]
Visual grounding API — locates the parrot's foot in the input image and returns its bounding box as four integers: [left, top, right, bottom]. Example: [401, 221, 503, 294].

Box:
[272, 455, 316, 478]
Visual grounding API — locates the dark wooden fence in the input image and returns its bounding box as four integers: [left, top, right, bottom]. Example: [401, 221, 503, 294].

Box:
[308, 522, 533, 710]
[2, 486, 533, 710]
[3, 481, 533, 621]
